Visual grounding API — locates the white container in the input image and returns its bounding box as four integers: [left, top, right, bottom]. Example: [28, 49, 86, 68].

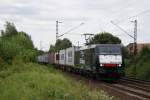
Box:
[65, 46, 79, 66]
[59, 49, 66, 65]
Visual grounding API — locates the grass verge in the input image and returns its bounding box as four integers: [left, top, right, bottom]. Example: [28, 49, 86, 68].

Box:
[0, 63, 115, 100]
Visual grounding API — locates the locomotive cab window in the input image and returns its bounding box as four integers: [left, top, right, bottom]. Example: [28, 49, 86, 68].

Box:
[99, 46, 121, 54]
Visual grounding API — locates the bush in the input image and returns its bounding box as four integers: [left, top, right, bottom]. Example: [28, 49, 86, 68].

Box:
[0, 35, 36, 64]
[0, 22, 36, 64]
[125, 46, 150, 80]
[0, 57, 4, 65]
[136, 61, 150, 80]
[0, 63, 115, 100]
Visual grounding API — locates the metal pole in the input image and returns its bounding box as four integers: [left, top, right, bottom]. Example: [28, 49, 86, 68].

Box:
[133, 20, 137, 76]
[83, 33, 94, 45]
[134, 20, 137, 56]
[56, 21, 58, 41]
[111, 20, 138, 77]
[56, 20, 62, 42]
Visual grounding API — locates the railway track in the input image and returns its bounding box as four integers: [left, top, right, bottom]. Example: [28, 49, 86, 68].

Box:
[72, 74, 150, 99]
[104, 77, 150, 100]
[55, 66, 150, 100]
[119, 77, 150, 92]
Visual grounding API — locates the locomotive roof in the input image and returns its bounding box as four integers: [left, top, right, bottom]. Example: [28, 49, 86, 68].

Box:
[78, 44, 121, 51]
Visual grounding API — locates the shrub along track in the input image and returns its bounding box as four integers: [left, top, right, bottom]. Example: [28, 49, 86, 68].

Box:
[55, 65, 150, 100]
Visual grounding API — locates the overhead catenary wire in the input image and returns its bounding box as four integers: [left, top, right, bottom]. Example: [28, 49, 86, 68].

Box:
[110, 8, 150, 39]
[128, 9, 150, 19]
[114, 9, 150, 24]
[111, 21, 134, 39]
[64, 33, 82, 36]
[58, 23, 84, 38]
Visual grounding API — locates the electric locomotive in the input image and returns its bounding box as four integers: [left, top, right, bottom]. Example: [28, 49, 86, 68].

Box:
[75, 44, 124, 80]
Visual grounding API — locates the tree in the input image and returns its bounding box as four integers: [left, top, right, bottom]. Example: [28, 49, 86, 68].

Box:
[17, 31, 34, 49]
[89, 32, 121, 44]
[122, 46, 130, 58]
[1, 30, 5, 37]
[61, 38, 72, 49]
[1, 21, 18, 37]
[139, 46, 150, 57]
[51, 38, 72, 51]
[49, 45, 55, 52]
[0, 22, 36, 64]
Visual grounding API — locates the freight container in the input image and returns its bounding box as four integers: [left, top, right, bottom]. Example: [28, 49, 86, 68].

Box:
[65, 46, 79, 66]
[48, 52, 55, 64]
[59, 50, 66, 65]
[37, 54, 49, 63]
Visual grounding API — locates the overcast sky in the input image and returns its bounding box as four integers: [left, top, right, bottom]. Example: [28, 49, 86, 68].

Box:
[0, 0, 150, 51]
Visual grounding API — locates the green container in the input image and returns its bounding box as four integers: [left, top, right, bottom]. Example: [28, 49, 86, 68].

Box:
[75, 45, 97, 71]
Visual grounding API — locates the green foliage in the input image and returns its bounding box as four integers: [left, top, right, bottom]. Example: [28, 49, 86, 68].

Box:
[0, 57, 4, 66]
[89, 32, 121, 44]
[0, 22, 36, 64]
[138, 46, 150, 58]
[0, 35, 35, 64]
[125, 46, 150, 80]
[15, 32, 34, 49]
[49, 44, 55, 52]
[1, 21, 18, 37]
[50, 38, 72, 51]
[12, 49, 37, 64]
[122, 46, 130, 59]
[0, 63, 115, 100]
[55, 39, 62, 51]
[0, 39, 22, 63]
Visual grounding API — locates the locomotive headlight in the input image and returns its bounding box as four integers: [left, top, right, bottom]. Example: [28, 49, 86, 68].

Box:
[100, 64, 103, 66]
[118, 64, 121, 67]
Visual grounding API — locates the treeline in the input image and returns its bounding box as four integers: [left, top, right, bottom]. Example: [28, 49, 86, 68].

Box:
[0, 22, 37, 65]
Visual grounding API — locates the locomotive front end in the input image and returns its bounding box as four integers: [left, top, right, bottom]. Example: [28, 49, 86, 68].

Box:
[97, 44, 124, 80]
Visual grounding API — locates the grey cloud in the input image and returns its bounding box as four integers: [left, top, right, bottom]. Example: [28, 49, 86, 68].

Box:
[0, 5, 38, 16]
[0, 0, 150, 51]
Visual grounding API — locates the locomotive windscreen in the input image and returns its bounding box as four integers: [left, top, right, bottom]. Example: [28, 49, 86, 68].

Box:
[98, 44, 121, 54]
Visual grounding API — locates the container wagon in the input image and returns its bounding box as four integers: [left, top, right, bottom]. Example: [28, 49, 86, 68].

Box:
[37, 53, 49, 63]
[37, 44, 124, 80]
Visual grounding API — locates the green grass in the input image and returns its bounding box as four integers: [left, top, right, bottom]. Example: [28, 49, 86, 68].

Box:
[0, 63, 115, 100]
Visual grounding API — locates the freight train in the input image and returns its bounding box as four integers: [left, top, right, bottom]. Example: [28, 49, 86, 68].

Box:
[37, 44, 125, 80]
